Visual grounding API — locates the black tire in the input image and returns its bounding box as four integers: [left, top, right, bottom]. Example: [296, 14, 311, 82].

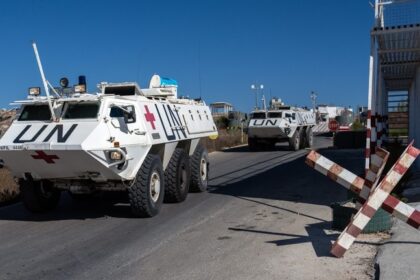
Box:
[164, 148, 191, 203]
[298, 128, 305, 148]
[289, 129, 301, 151]
[20, 179, 61, 213]
[190, 144, 209, 192]
[305, 127, 314, 148]
[69, 192, 95, 202]
[128, 154, 164, 217]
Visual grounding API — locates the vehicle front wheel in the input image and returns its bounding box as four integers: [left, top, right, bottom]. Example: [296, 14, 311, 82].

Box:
[128, 154, 164, 217]
[289, 129, 301, 151]
[305, 127, 314, 148]
[20, 179, 61, 213]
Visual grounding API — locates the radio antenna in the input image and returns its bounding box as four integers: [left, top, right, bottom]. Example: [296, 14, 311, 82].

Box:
[32, 41, 56, 121]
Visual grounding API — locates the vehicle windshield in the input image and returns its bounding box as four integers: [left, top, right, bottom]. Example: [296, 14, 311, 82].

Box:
[18, 104, 51, 121]
[268, 112, 282, 118]
[251, 112, 266, 119]
[62, 102, 100, 119]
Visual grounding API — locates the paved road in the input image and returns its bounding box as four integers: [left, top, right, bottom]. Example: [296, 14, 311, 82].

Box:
[0, 136, 368, 280]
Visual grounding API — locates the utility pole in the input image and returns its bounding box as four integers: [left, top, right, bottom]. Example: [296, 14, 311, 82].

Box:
[310, 91, 318, 122]
[251, 83, 264, 110]
[310, 91, 317, 111]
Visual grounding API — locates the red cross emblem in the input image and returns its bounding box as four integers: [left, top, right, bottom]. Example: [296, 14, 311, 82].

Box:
[144, 105, 156, 130]
[31, 151, 59, 164]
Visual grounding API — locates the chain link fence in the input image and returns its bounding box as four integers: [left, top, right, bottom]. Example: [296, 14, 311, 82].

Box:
[380, 0, 420, 27]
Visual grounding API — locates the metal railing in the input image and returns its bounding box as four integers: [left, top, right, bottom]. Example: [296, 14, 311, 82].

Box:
[376, 0, 420, 27]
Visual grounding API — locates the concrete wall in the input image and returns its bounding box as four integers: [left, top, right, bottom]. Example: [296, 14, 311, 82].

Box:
[379, 73, 387, 115]
[373, 71, 387, 116]
[373, 69, 387, 116]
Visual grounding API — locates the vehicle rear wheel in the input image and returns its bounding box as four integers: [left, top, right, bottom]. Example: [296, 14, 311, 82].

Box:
[289, 129, 301, 151]
[69, 192, 94, 201]
[164, 148, 190, 203]
[128, 154, 164, 217]
[305, 127, 314, 148]
[190, 144, 209, 192]
[20, 179, 61, 213]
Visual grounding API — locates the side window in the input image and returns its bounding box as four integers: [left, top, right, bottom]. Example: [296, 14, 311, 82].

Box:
[292, 113, 296, 120]
[110, 107, 124, 118]
[110, 105, 136, 124]
[125, 105, 136, 123]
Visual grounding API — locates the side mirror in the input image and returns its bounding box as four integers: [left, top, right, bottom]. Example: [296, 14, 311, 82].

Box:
[110, 105, 136, 124]
[124, 110, 136, 124]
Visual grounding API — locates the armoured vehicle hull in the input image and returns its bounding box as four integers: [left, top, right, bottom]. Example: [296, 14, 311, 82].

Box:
[0, 76, 218, 217]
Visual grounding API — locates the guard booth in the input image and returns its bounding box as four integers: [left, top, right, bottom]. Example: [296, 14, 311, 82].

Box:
[368, 0, 420, 170]
[210, 102, 233, 118]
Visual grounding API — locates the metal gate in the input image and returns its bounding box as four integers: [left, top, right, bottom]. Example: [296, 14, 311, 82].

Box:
[387, 90, 409, 144]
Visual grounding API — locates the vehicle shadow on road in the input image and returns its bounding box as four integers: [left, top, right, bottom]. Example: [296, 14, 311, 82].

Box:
[209, 147, 361, 207]
[0, 193, 137, 221]
[229, 221, 338, 257]
[221, 143, 292, 153]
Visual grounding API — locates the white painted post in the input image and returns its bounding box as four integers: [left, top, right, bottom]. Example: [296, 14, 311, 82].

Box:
[366, 35, 376, 172]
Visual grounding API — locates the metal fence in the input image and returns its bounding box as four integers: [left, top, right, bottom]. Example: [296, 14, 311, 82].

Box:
[379, 0, 420, 27]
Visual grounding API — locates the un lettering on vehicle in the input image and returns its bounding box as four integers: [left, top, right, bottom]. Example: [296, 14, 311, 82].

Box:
[154, 104, 187, 141]
[13, 124, 78, 144]
[252, 119, 278, 126]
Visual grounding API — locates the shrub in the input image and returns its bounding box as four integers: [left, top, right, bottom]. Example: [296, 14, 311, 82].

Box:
[0, 168, 19, 204]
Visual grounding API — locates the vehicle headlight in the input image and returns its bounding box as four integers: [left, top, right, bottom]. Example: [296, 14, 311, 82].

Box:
[110, 151, 122, 160]
[74, 84, 86, 93]
[28, 87, 41, 96]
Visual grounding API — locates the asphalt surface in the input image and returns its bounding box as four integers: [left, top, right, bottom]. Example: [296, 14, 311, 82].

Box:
[375, 203, 420, 280]
[0, 136, 370, 280]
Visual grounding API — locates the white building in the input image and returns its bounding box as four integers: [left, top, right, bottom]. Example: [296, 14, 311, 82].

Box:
[317, 105, 350, 122]
[369, 0, 420, 170]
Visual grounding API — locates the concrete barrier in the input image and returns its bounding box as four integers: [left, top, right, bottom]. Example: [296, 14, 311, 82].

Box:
[333, 131, 366, 149]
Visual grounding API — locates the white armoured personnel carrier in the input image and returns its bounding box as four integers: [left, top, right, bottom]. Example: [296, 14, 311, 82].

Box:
[247, 98, 316, 151]
[0, 44, 218, 217]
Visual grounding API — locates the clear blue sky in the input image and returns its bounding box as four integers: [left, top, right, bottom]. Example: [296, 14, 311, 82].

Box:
[0, 0, 374, 111]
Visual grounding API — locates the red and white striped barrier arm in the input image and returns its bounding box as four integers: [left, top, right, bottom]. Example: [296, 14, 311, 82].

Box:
[356, 147, 389, 209]
[305, 152, 364, 195]
[331, 143, 420, 257]
[306, 148, 387, 197]
[382, 194, 420, 229]
[306, 148, 420, 230]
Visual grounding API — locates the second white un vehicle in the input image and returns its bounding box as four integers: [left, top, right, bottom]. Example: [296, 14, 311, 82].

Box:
[247, 98, 316, 151]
